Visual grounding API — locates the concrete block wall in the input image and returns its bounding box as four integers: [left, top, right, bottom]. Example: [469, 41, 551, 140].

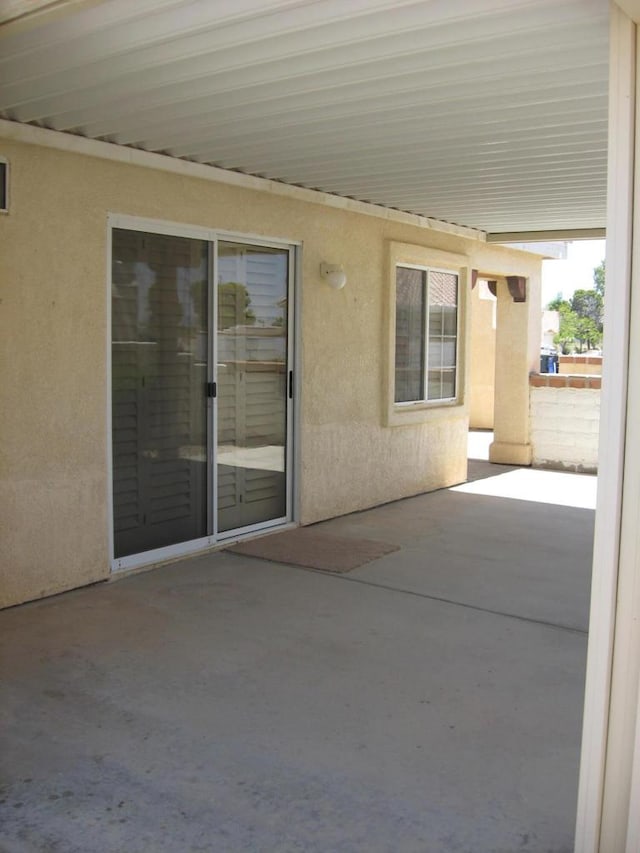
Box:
[558, 354, 603, 376]
[529, 374, 601, 473]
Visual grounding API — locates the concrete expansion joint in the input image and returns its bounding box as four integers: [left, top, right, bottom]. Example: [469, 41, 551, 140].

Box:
[293, 564, 588, 636]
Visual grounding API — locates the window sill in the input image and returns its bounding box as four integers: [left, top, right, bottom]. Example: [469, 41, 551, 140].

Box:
[385, 398, 465, 427]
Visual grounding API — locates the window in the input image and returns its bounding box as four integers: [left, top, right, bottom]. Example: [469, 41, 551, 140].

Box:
[394, 265, 458, 404]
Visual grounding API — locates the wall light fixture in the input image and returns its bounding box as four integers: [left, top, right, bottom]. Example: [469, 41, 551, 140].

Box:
[320, 262, 347, 290]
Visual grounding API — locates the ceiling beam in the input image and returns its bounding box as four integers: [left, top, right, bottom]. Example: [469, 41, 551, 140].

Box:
[487, 228, 606, 242]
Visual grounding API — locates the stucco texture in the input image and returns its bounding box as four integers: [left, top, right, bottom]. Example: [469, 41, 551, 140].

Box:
[0, 137, 541, 606]
[469, 283, 497, 430]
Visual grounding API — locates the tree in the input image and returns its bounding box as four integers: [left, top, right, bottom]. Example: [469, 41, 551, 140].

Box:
[575, 316, 602, 352]
[593, 260, 605, 298]
[547, 294, 568, 312]
[570, 288, 603, 331]
[546, 260, 605, 354]
[554, 302, 579, 354]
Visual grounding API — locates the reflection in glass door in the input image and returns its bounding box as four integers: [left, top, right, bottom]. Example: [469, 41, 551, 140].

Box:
[111, 226, 293, 562]
[216, 242, 289, 533]
[111, 229, 209, 558]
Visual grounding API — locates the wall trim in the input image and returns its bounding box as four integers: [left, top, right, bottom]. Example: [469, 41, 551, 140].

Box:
[0, 118, 486, 242]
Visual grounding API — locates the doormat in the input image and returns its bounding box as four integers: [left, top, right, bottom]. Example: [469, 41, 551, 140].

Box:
[226, 528, 399, 573]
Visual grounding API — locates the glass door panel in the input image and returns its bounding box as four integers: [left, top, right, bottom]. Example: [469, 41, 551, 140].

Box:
[216, 242, 289, 533]
[111, 229, 209, 557]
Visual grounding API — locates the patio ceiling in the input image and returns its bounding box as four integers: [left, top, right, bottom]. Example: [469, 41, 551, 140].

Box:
[0, 0, 609, 236]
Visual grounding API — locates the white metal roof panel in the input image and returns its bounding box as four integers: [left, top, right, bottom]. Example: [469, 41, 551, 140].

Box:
[0, 0, 609, 234]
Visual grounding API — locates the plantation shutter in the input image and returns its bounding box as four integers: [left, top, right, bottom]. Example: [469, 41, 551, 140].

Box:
[111, 229, 208, 557]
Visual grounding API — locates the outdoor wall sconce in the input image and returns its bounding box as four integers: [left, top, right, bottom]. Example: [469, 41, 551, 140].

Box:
[320, 262, 347, 290]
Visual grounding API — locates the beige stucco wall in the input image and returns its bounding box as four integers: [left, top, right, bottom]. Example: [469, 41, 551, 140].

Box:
[468, 282, 496, 429]
[0, 134, 543, 607]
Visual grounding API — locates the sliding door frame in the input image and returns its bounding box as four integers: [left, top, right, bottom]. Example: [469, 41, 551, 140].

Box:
[106, 214, 300, 573]
[214, 234, 296, 542]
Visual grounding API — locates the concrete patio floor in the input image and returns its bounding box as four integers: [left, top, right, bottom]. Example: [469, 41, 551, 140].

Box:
[0, 462, 595, 853]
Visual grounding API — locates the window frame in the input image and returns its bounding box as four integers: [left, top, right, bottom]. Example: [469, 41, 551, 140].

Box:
[385, 241, 468, 427]
[394, 262, 460, 406]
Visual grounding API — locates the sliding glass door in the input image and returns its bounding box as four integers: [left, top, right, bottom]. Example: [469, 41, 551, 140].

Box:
[111, 225, 293, 563]
[216, 242, 289, 533]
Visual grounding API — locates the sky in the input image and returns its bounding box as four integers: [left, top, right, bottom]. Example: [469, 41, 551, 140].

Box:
[541, 239, 606, 307]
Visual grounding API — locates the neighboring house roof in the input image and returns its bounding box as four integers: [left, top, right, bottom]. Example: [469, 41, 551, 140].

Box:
[0, 0, 608, 237]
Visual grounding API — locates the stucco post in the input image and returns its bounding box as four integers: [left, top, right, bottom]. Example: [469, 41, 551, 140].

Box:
[489, 275, 539, 465]
[468, 282, 496, 430]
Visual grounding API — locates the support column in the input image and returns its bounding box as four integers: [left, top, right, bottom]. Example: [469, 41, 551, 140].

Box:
[489, 274, 539, 466]
[575, 4, 639, 851]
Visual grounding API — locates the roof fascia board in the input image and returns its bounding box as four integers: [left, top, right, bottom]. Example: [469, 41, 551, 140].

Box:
[0, 118, 486, 242]
[487, 228, 606, 242]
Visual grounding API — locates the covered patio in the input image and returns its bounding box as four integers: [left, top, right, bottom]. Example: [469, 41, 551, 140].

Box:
[7, 2, 640, 847]
[0, 463, 595, 852]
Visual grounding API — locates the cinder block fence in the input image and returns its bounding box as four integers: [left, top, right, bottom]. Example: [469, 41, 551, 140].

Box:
[529, 373, 601, 473]
[557, 354, 603, 376]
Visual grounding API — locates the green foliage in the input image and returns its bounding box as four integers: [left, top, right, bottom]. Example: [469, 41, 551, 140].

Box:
[547, 293, 568, 312]
[575, 316, 601, 352]
[593, 260, 605, 297]
[547, 261, 605, 354]
[217, 282, 256, 330]
[554, 303, 579, 354]
[570, 288, 603, 329]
